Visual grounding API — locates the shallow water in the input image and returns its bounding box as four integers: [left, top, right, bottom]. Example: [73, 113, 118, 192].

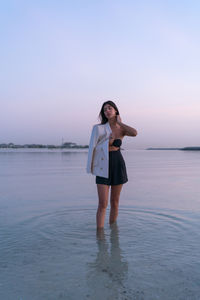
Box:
[0, 149, 200, 299]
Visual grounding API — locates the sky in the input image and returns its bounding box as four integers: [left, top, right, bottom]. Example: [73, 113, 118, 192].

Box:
[1, 0, 200, 149]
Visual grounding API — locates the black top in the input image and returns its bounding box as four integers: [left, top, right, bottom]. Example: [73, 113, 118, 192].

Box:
[112, 139, 122, 148]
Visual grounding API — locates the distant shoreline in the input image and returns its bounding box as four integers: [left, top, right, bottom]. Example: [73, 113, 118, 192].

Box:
[146, 147, 200, 151]
[1, 144, 200, 151]
[0, 142, 89, 149]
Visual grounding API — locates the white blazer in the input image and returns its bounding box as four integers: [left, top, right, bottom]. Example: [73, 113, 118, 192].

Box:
[86, 122, 112, 178]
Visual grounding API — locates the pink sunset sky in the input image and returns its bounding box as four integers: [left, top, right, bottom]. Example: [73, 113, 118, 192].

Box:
[1, 0, 200, 149]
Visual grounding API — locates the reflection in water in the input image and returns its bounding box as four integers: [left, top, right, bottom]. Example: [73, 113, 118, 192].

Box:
[87, 223, 128, 299]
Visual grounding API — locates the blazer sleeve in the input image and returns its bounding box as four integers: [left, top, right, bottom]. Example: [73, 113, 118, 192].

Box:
[86, 125, 98, 174]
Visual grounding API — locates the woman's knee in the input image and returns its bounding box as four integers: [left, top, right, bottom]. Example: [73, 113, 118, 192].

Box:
[98, 200, 108, 210]
[110, 200, 119, 210]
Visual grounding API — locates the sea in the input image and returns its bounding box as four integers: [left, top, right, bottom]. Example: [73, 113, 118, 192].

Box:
[0, 148, 200, 300]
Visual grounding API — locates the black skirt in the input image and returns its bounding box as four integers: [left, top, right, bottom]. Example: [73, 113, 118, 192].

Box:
[96, 149, 128, 186]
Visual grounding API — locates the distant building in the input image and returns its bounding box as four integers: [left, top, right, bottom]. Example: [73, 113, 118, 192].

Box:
[62, 142, 76, 148]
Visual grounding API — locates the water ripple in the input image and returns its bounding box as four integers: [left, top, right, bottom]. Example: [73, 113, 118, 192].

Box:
[1, 206, 200, 300]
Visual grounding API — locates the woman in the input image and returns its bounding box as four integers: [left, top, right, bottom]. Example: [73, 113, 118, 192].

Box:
[87, 101, 137, 228]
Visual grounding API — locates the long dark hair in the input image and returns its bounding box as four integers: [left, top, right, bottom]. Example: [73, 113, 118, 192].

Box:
[99, 101, 119, 124]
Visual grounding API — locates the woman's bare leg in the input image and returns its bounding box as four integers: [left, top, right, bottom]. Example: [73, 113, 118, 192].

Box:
[109, 184, 123, 225]
[96, 184, 110, 228]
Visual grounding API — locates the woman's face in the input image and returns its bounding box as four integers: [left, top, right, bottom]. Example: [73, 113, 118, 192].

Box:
[103, 104, 117, 120]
